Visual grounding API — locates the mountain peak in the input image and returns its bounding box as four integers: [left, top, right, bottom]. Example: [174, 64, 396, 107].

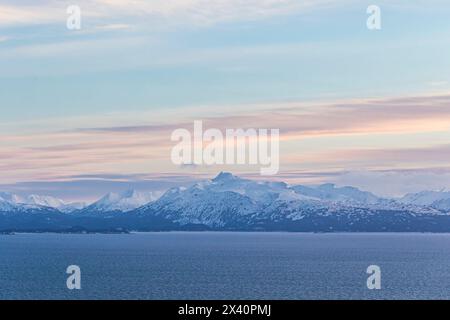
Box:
[84, 189, 161, 213]
[100, 192, 120, 202]
[212, 172, 237, 182]
[25, 194, 66, 208]
[318, 183, 336, 190]
[0, 192, 22, 204]
[120, 189, 139, 198]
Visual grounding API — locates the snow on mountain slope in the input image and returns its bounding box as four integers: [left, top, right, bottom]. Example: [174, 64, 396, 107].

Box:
[0, 192, 85, 213]
[292, 183, 382, 205]
[0, 198, 17, 212]
[134, 172, 450, 228]
[196, 172, 318, 204]
[139, 184, 259, 227]
[3, 173, 450, 232]
[0, 197, 61, 214]
[400, 190, 450, 205]
[83, 189, 162, 213]
[0, 192, 51, 212]
[25, 195, 66, 208]
[399, 190, 450, 212]
[0, 192, 22, 204]
[58, 202, 87, 213]
[289, 184, 440, 213]
[136, 172, 358, 227]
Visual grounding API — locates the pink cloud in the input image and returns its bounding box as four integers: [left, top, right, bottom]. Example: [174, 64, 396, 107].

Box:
[2, 93, 450, 183]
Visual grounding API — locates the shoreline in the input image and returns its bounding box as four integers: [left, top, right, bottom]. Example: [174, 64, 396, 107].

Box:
[3, 231, 450, 235]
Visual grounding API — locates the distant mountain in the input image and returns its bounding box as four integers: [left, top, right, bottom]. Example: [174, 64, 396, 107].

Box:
[80, 189, 162, 215]
[0, 192, 85, 213]
[135, 172, 322, 228]
[1, 173, 450, 232]
[292, 183, 382, 205]
[0, 192, 22, 204]
[59, 202, 87, 213]
[0, 195, 68, 231]
[133, 172, 449, 231]
[25, 194, 66, 208]
[399, 190, 450, 212]
[0, 198, 19, 212]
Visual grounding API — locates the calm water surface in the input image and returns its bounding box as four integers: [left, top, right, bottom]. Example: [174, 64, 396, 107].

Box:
[1, 232, 449, 300]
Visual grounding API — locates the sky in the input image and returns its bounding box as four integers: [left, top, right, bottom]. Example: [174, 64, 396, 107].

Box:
[1, 0, 450, 201]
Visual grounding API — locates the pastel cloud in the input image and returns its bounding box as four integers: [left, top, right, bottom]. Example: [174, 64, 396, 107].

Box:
[1, 93, 450, 187]
[75, 93, 450, 138]
[0, 0, 346, 28]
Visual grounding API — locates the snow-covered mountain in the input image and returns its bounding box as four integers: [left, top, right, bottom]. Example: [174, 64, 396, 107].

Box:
[292, 183, 382, 205]
[25, 194, 66, 208]
[135, 172, 326, 227]
[0, 198, 18, 212]
[0, 192, 49, 212]
[0, 192, 22, 204]
[0, 192, 85, 213]
[57, 202, 87, 213]
[201, 172, 318, 205]
[81, 189, 162, 214]
[0, 192, 62, 220]
[133, 172, 446, 229]
[399, 190, 450, 211]
[2, 173, 450, 232]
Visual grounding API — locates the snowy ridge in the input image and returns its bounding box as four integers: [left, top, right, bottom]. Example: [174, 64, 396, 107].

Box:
[2, 173, 450, 232]
[399, 190, 450, 211]
[0, 192, 85, 213]
[81, 189, 162, 214]
[134, 172, 450, 228]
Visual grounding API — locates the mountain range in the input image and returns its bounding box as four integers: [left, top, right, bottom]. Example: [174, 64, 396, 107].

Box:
[2, 172, 450, 232]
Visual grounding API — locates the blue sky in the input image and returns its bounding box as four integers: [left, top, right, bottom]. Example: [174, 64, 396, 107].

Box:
[1, 1, 449, 121]
[1, 1, 450, 200]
